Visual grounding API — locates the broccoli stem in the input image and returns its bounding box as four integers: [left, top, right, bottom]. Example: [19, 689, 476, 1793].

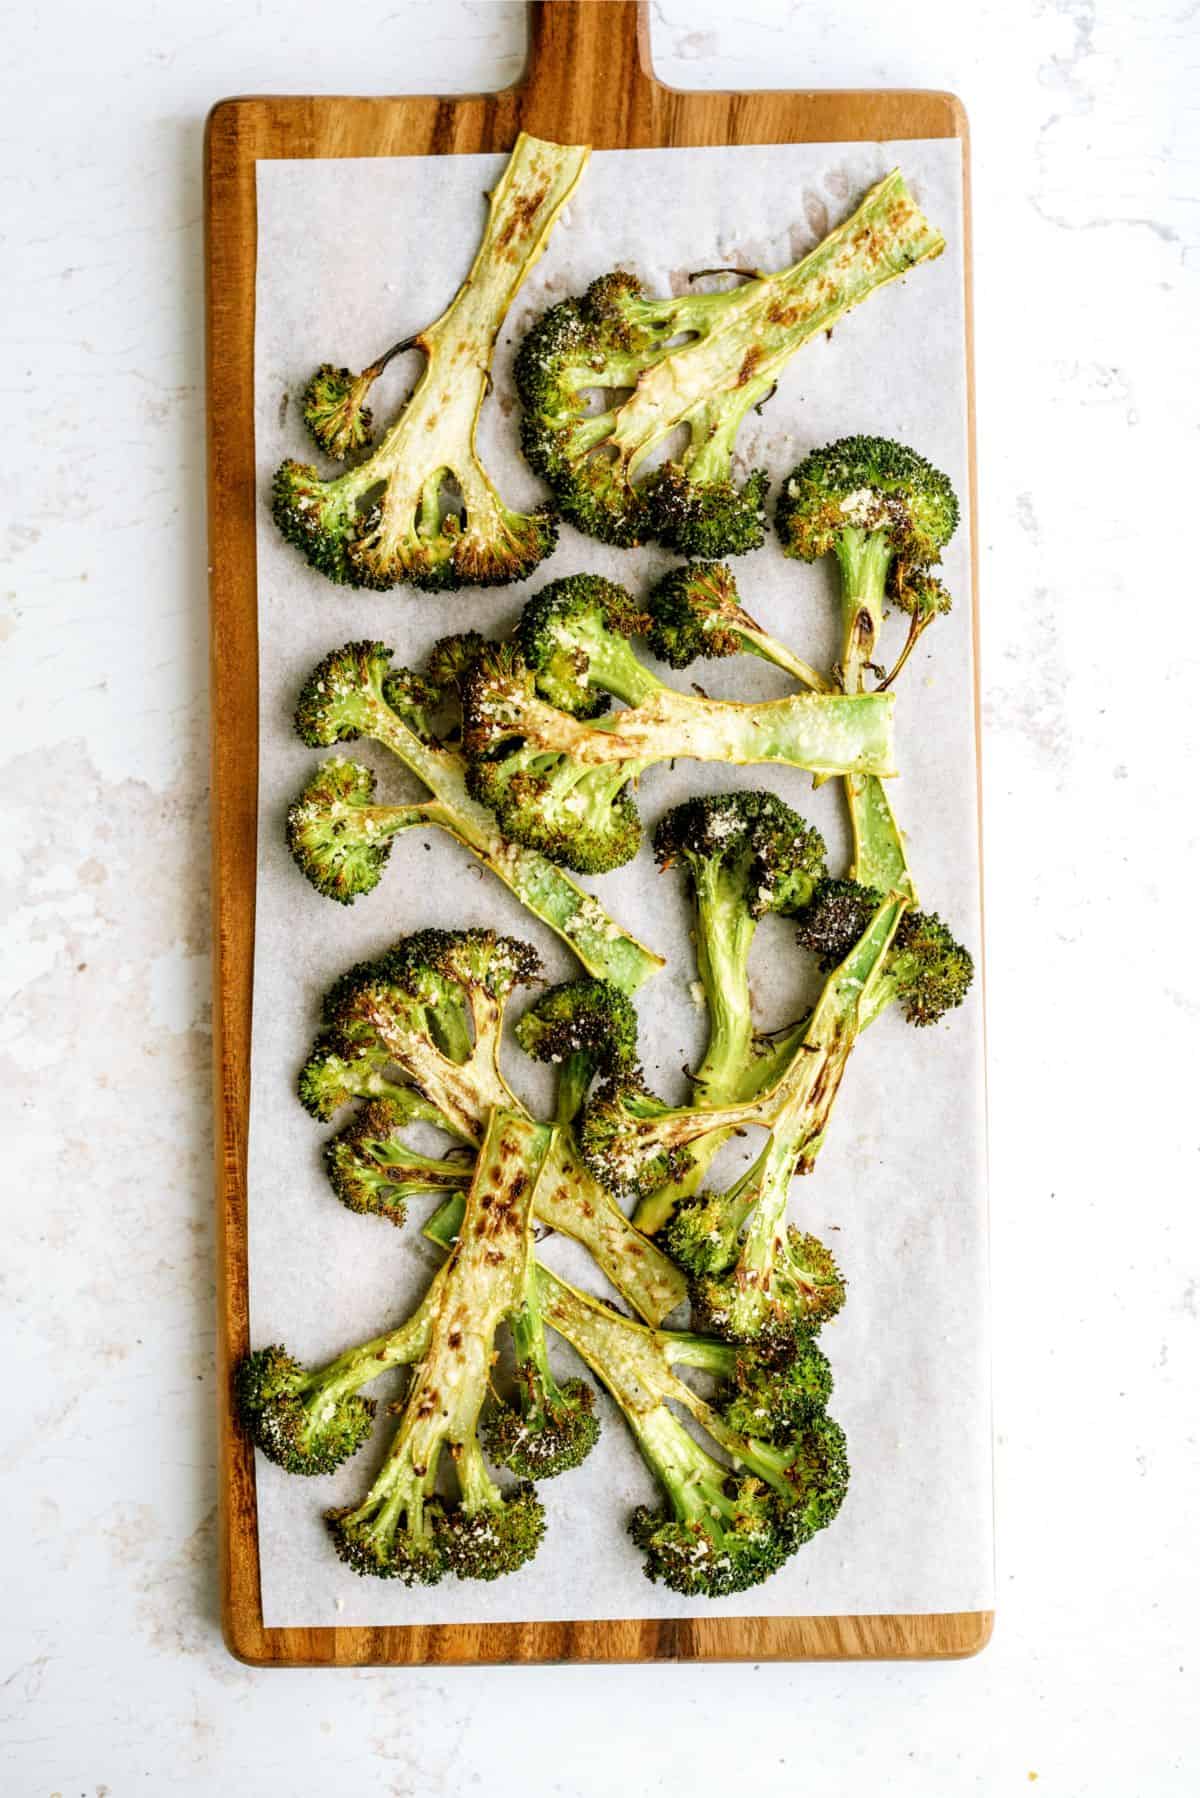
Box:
[609, 170, 943, 485]
[339, 1109, 549, 1561]
[298, 134, 589, 580]
[614, 895, 906, 1189]
[336, 693, 663, 994]
[520, 1132, 687, 1325]
[553, 1051, 594, 1127]
[498, 683, 896, 779]
[633, 873, 757, 1236]
[424, 1125, 687, 1327]
[533, 1266, 792, 1513]
[288, 1277, 444, 1422]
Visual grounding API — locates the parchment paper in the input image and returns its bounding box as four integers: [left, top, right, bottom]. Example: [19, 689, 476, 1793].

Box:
[249, 140, 992, 1627]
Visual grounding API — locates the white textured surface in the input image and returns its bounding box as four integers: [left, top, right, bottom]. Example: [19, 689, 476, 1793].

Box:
[2, 0, 1197, 1792]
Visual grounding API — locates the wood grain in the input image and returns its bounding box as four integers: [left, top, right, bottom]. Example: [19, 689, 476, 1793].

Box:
[205, 0, 990, 1668]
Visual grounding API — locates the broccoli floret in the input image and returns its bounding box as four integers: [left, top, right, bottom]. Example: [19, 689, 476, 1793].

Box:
[580, 894, 905, 1349]
[592, 883, 969, 1350]
[516, 169, 944, 556]
[631, 792, 827, 1235]
[272, 134, 588, 591]
[689, 1228, 848, 1353]
[879, 565, 954, 691]
[312, 930, 687, 1330]
[323, 1097, 473, 1226]
[287, 638, 665, 995]
[797, 878, 974, 1028]
[774, 435, 960, 899]
[300, 337, 413, 461]
[296, 1023, 448, 1126]
[234, 1346, 377, 1477]
[318, 927, 537, 1145]
[775, 434, 959, 694]
[460, 585, 896, 873]
[325, 1110, 551, 1582]
[515, 976, 641, 1124]
[233, 1275, 440, 1476]
[286, 758, 434, 905]
[482, 1264, 601, 1480]
[516, 573, 655, 718]
[535, 1266, 849, 1594]
[646, 561, 830, 692]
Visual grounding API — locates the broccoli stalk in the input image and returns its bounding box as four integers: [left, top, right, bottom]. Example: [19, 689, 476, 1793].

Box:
[326, 1109, 551, 1582]
[289, 639, 664, 995]
[647, 560, 831, 694]
[516, 169, 944, 557]
[460, 576, 896, 873]
[423, 1193, 845, 1588]
[272, 132, 589, 591]
[535, 1266, 848, 1595]
[579, 891, 909, 1203]
[586, 887, 973, 1347]
[776, 436, 960, 898]
[234, 1272, 444, 1476]
[633, 791, 827, 1236]
[306, 929, 686, 1326]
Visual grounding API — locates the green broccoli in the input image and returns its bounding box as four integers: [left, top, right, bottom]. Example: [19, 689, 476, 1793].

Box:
[234, 1273, 443, 1476]
[537, 1267, 848, 1594]
[287, 638, 664, 994]
[460, 575, 896, 873]
[308, 928, 686, 1327]
[514, 975, 641, 1125]
[776, 435, 960, 898]
[300, 336, 415, 462]
[322, 1097, 474, 1227]
[272, 132, 589, 591]
[632, 790, 828, 1236]
[423, 1197, 844, 1587]
[516, 169, 943, 557]
[470, 977, 642, 1476]
[324, 1109, 551, 1582]
[646, 560, 831, 694]
[586, 888, 972, 1348]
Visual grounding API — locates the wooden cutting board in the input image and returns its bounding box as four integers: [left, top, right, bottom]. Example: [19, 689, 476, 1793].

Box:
[205, 0, 987, 1667]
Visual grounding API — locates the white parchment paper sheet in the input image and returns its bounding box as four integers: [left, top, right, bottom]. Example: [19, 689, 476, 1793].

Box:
[249, 140, 992, 1628]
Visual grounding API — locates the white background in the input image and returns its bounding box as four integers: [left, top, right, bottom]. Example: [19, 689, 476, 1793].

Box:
[2, 0, 1197, 1793]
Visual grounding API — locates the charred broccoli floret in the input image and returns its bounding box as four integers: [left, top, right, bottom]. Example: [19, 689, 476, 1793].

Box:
[582, 895, 913, 1348]
[667, 889, 969, 1348]
[480, 1266, 601, 1481]
[300, 337, 414, 461]
[310, 929, 685, 1327]
[646, 561, 830, 693]
[323, 1097, 473, 1226]
[460, 576, 896, 873]
[536, 1267, 849, 1594]
[325, 1110, 551, 1582]
[515, 976, 641, 1124]
[516, 170, 944, 556]
[272, 133, 588, 591]
[287, 638, 664, 993]
[797, 879, 975, 1028]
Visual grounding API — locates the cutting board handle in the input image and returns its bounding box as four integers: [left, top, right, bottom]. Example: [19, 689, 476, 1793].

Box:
[519, 0, 658, 140]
